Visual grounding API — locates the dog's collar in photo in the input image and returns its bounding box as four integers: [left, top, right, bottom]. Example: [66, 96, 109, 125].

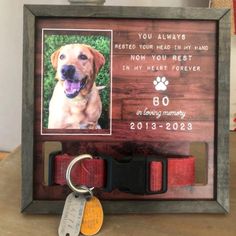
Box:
[49, 153, 195, 195]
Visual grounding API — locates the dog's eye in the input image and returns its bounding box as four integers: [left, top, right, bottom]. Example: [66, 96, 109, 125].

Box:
[78, 54, 88, 60]
[59, 54, 65, 60]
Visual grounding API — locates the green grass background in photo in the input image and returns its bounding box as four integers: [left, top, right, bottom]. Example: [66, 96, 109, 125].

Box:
[43, 33, 111, 129]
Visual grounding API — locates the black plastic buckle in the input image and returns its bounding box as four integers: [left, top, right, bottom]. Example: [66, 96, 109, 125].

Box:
[102, 155, 168, 195]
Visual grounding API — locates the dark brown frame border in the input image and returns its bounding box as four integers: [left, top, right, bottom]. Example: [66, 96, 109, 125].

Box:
[22, 5, 230, 214]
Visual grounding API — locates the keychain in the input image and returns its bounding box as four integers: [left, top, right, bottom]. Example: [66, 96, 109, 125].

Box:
[58, 154, 104, 236]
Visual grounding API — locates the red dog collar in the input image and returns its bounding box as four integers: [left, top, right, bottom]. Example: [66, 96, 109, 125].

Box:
[51, 153, 195, 195]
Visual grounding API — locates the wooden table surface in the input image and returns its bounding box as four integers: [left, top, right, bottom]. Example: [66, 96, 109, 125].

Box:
[0, 133, 236, 236]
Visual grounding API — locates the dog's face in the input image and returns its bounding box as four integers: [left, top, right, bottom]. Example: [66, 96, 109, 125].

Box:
[51, 44, 105, 99]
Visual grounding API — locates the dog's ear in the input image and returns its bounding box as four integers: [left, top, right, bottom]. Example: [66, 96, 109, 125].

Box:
[90, 47, 105, 75]
[51, 48, 61, 69]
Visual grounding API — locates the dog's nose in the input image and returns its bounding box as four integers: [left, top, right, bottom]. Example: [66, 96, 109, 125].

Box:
[61, 65, 76, 80]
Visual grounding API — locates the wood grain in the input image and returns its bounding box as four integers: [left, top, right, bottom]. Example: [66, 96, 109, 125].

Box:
[21, 5, 230, 213]
[33, 15, 217, 200]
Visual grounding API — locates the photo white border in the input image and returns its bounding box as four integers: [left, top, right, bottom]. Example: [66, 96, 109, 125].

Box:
[40, 28, 113, 136]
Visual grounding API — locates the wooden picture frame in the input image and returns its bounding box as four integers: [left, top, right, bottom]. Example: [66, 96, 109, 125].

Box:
[22, 5, 230, 214]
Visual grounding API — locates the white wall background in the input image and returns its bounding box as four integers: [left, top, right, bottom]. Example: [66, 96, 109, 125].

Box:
[0, 0, 234, 151]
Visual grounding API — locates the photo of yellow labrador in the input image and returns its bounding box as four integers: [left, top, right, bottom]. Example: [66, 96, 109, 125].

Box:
[48, 44, 105, 129]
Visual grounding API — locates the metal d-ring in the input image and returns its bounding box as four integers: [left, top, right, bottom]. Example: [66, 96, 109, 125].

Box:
[66, 154, 95, 195]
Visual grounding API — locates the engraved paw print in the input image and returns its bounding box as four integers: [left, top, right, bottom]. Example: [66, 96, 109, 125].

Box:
[153, 76, 169, 91]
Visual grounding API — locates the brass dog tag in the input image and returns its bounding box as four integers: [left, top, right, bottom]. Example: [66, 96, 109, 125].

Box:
[81, 196, 104, 236]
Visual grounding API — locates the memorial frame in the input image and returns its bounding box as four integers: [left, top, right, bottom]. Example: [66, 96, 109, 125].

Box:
[22, 5, 230, 214]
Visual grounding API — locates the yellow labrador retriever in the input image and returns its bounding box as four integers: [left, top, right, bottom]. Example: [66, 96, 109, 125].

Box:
[48, 44, 105, 129]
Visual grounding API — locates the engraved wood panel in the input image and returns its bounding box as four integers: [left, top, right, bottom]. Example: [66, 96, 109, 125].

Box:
[33, 17, 217, 201]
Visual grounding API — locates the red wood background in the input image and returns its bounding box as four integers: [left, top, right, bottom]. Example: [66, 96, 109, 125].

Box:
[34, 18, 217, 200]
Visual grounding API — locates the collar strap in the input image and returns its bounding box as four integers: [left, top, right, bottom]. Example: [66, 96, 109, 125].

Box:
[50, 153, 195, 195]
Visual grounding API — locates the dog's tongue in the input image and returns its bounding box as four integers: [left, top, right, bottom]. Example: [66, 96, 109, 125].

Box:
[64, 80, 81, 95]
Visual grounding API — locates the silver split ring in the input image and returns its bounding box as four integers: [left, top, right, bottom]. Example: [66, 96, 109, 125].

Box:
[66, 154, 94, 195]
